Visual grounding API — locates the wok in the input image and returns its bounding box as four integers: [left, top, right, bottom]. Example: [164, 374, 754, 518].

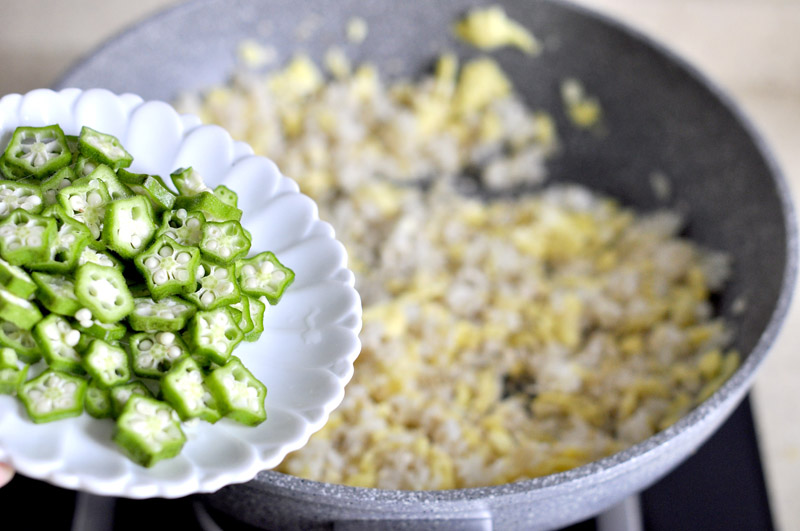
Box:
[57, 0, 797, 528]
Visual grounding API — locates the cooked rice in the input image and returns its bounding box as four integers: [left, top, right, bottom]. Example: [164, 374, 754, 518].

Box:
[175, 51, 738, 490]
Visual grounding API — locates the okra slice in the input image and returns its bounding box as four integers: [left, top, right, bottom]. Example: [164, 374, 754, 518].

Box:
[41, 166, 77, 206]
[174, 191, 242, 223]
[33, 314, 83, 374]
[0, 347, 26, 395]
[113, 395, 185, 468]
[134, 236, 200, 299]
[74, 155, 99, 178]
[213, 184, 238, 207]
[86, 164, 134, 201]
[85, 380, 112, 418]
[183, 262, 240, 311]
[29, 204, 92, 273]
[18, 369, 87, 423]
[2, 125, 72, 179]
[155, 208, 205, 247]
[110, 380, 153, 418]
[206, 357, 267, 426]
[187, 307, 243, 365]
[230, 296, 254, 335]
[235, 251, 295, 304]
[0, 210, 56, 265]
[199, 220, 250, 264]
[58, 177, 110, 239]
[77, 244, 121, 269]
[78, 126, 133, 170]
[65, 135, 80, 160]
[0, 364, 27, 395]
[102, 195, 157, 258]
[0, 286, 43, 330]
[0, 257, 37, 298]
[0, 156, 27, 180]
[170, 167, 211, 197]
[0, 319, 41, 363]
[129, 331, 189, 379]
[83, 339, 131, 388]
[73, 313, 127, 343]
[118, 171, 176, 213]
[162, 356, 221, 423]
[31, 272, 81, 316]
[74, 263, 134, 323]
[0, 180, 44, 218]
[244, 296, 266, 342]
[128, 296, 196, 332]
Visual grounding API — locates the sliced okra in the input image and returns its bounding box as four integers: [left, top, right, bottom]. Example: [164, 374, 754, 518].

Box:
[102, 195, 157, 258]
[170, 167, 211, 197]
[119, 171, 176, 213]
[0, 257, 37, 298]
[83, 339, 131, 388]
[183, 262, 240, 311]
[78, 126, 132, 170]
[230, 296, 253, 335]
[235, 251, 295, 304]
[213, 184, 238, 207]
[161, 356, 221, 423]
[0, 155, 27, 180]
[244, 296, 266, 342]
[73, 155, 98, 178]
[206, 357, 267, 426]
[0, 286, 43, 330]
[129, 331, 190, 379]
[0, 364, 27, 395]
[155, 208, 205, 247]
[33, 314, 83, 374]
[113, 395, 185, 468]
[110, 380, 153, 418]
[128, 296, 196, 332]
[174, 191, 242, 223]
[73, 318, 127, 343]
[0, 319, 41, 363]
[0, 347, 26, 395]
[31, 272, 82, 316]
[2, 125, 72, 179]
[0, 180, 43, 218]
[85, 164, 134, 201]
[134, 236, 200, 299]
[65, 135, 80, 160]
[74, 263, 134, 323]
[29, 204, 92, 273]
[58, 177, 110, 239]
[186, 307, 243, 365]
[77, 244, 120, 270]
[85, 380, 112, 418]
[18, 369, 87, 423]
[0, 210, 57, 265]
[41, 166, 77, 206]
[199, 220, 250, 264]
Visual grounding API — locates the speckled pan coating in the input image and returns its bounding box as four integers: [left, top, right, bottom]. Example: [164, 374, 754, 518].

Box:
[57, 0, 797, 529]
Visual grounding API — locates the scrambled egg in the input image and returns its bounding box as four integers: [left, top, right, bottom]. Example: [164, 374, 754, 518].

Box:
[454, 5, 541, 55]
[176, 22, 737, 491]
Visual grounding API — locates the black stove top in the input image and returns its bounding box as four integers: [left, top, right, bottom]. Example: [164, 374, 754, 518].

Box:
[1, 396, 774, 531]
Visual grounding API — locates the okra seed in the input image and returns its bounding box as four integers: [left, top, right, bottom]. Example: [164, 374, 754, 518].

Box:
[153, 270, 168, 285]
[158, 332, 175, 346]
[220, 248, 231, 258]
[201, 292, 215, 305]
[187, 218, 201, 229]
[159, 246, 173, 258]
[260, 262, 275, 275]
[176, 209, 187, 219]
[145, 257, 159, 269]
[167, 346, 182, 358]
[175, 270, 189, 281]
[69, 196, 85, 211]
[273, 271, 286, 282]
[175, 252, 191, 264]
[205, 240, 219, 250]
[245, 278, 258, 289]
[87, 192, 103, 207]
[214, 268, 228, 279]
[139, 339, 153, 351]
[131, 235, 142, 248]
[196, 265, 206, 277]
[65, 330, 80, 347]
[242, 265, 256, 276]
[214, 340, 227, 352]
[76, 308, 92, 322]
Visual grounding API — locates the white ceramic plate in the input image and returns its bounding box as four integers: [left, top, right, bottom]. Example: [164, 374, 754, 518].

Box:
[0, 88, 362, 498]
